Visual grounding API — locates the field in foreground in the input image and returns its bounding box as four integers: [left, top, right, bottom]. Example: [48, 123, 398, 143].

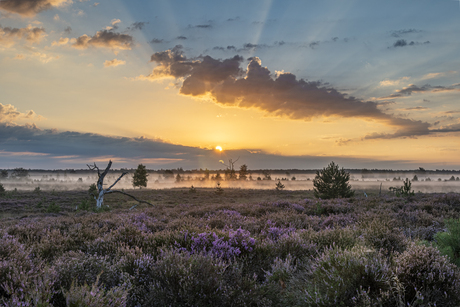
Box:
[1, 188, 460, 306]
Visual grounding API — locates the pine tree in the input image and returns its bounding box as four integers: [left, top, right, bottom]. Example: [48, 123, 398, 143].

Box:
[133, 164, 148, 189]
[313, 161, 354, 199]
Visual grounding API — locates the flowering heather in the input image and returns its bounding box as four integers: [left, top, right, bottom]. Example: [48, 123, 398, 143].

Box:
[0, 189, 459, 306]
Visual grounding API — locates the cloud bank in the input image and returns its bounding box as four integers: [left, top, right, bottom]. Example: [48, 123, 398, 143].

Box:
[72, 30, 133, 50]
[141, 46, 433, 140]
[0, 0, 71, 16]
[0, 25, 46, 47]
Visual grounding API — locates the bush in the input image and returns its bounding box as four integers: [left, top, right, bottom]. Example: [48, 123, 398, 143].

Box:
[304, 246, 394, 306]
[394, 243, 460, 306]
[0, 184, 5, 196]
[313, 161, 354, 199]
[433, 218, 460, 266]
[46, 202, 61, 213]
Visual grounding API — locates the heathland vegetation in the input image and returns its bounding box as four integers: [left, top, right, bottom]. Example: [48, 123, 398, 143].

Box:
[0, 183, 460, 305]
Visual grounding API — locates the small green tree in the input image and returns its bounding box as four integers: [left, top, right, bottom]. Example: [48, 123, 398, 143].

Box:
[275, 180, 285, 191]
[0, 183, 5, 196]
[133, 164, 148, 189]
[313, 161, 354, 199]
[239, 164, 249, 180]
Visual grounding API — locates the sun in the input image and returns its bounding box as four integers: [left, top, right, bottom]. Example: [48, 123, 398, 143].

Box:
[215, 146, 223, 151]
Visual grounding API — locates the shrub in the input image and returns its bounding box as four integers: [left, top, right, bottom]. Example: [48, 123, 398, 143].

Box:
[433, 218, 460, 266]
[46, 201, 61, 213]
[304, 246, 394, 306]
[275, 180, 285, 191]
[0, 184, 5, 196]
[313, 161, 354, 199]
[63, 273, 129, 307]
[361, 219, 408, 256]
[88, 183, 97, 198]
[394, 243, 460, 306]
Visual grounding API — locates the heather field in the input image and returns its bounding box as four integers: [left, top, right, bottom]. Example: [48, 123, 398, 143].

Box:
[1, 188, 460, 306]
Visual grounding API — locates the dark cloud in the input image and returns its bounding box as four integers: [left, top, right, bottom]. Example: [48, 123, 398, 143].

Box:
[309, 41, 320, 49]
[144, 48, 434, 140]
[0, 0, 70, 16]
[391, 39, 430, 48]
[193, 24, 212, 29]
[0, 123, 411, 170]
[176, 35, 187, 40]
[391, 29, 422, 38]
[72, 29, 134, 50]
[382, 84, 460, 98]
[127, 21, 148, 31]
[227, 17, 240, 22]
[213, 46, 225, 51]
[63, 26, 72, 34]
[0, 25, 46, 47]
[401, 106, 429, 111]
[150, 38, 164, 44]
[227, 45, 236, 50]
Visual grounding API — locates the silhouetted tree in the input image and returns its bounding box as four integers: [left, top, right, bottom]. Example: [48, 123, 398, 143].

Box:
[11, 167, 28, 178]
[0, 183, 5, 196]
[313, 161, 354, 199]
[175, 174, 182, 183]
[275, 180, 285, 191]
[204, 168, 210, 180]
[239, 164, 249, 180]
[262, 170, 271, 180]
[1, 170, 7, 178]
[133, 164, 148, 189]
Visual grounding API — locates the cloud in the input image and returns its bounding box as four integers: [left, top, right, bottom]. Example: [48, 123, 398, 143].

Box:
[63, 26, 72, 34]
[103, 58, 125, 67]
[141, 47, 434, 140]
[400, 107, 429, 111]
[176, 35, 187, 40]
[192, 24, 212, 28]
[0, 103, 43, 123]
[421, 71, 457, 80]
[72, 29, 134, 50]
[379, 76, 410, 87]
[0, 25, 46, 47]
[150, 38, 164, 44]
[127, 21, 148, 31]
[51, 37, 69, 46]
[391, 39, 430, 48]
[382, 84, 460, 99]
[0, 0, 72, 16]
[390, 29, 422, 38]
[0, 122, 421, 169]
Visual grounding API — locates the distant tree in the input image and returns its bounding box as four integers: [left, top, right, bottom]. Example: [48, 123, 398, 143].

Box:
[11, 167, 28, 178]
[313, 161, 354, 199]
[449, 176, 456, 181]
[204, 168, 210, 180]
[239, 164, 249, 181]
[262, 170, 271, 180]
[221, 158, 239, 180]
[133, 164, 148, 189]
[413, 175, 418, 181]
[214, 173, 223, 181]
[275, 180, 285, 191]
[163, 170, 174, 179]
[1, 170, 7, 178]
[175, 174, 182, 183]
[291, 176, 296, 181]
[0, 183, 5, 196]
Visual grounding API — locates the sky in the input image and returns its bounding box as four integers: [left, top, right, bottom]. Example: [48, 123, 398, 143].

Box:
[0, 0, 460, 170]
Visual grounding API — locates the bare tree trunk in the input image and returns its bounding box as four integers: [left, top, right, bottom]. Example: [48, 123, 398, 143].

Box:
[87, 160, 153, 209]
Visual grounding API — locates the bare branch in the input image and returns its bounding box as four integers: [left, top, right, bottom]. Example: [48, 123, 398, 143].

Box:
[105, 190, 154, 209]
[87, 163, 101, 176]
[106, 171, 128, 192]
[99, 160, 113, 183]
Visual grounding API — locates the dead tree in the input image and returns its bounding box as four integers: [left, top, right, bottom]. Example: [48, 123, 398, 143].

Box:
[87, 160, 153, 210]
[221, 157, 240, 180]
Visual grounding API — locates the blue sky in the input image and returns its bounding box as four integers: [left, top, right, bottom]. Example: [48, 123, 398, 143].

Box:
[0, 0, 459, 170]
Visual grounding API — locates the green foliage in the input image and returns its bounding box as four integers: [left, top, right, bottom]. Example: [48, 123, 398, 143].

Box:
[0, 184, 5, 196]
[433, 218, 460, 266]
[88, 183, 97, 198]
[0, 170, 7, 178]
[77, 199, 91, 211]
[34, 186, 41, 194]
[238, 164, 249, 180]
[189, 185, 197, 193]
[313, 161, 354, 199]
[389, 178, 414, 197]
[215, 182, 224, 195]
[11, 167, 29, 178]
[275, 180, 285, 191]
[132, 164, 148, 189]
[45, 201, 61, 213]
